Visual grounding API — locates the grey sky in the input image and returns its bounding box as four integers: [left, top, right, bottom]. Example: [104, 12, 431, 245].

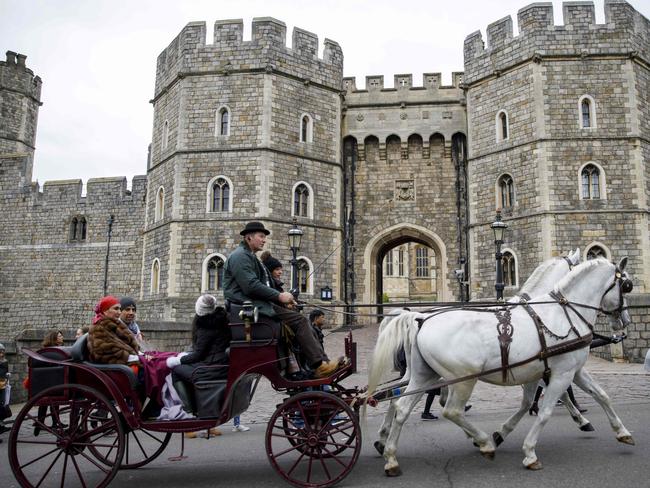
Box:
[2, 0, 649, 187]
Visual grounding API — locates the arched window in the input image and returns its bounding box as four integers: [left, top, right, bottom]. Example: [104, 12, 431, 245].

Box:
[296, 258, 311, 294]
[502, 251, 517, 287]
[386, 135, 401, 164]
[212, 178, 230, 212]
[578, 95, 596, 129]
[162, 119, 169, 150]
[364, 135, 379, 163]
[581, 164, 601, 199]
[151, 259, 160, 295]
[385, 251, 394, 276]
[496, 110, 509, 142]
[216, 106, 230, 136]
[429, 133, 445, 161]
[498, 174, 515, 208]
[69, 215, 87, 242]
[292, 182, 313, 219]
[155, 186, 165, 222]
[407, 134, 423, 159]
[207, 256, 225, 291]
[397, 248, 405, 276]
[300, 114, 313, 143]
[586, 245, 607, 260]
[415, 247, 430, 277]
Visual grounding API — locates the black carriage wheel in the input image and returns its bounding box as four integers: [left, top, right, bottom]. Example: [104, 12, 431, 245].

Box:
[266, 391, 361, 488]
[88, 420, 172, 470]
[8, 384, 125, 488]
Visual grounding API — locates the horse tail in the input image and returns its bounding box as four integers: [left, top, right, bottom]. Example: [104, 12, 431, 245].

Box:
[366, 311, 418, 399]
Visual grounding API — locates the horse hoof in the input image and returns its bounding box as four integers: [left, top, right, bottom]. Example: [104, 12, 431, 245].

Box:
[579, 423, 595, 432]
[385, 466, 402, 477]
[526, 460, 543, 470]
[374, 440, 385, 455]
[481, 450, 495, 460]
[493, 432, 504, 446]
[617, 435, 635, 445]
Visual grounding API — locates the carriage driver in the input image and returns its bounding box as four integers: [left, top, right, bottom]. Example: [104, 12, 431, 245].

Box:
[223, 221, 342, 379]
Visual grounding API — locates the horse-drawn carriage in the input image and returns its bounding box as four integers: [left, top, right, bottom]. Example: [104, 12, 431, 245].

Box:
[7, 304, 363, 488]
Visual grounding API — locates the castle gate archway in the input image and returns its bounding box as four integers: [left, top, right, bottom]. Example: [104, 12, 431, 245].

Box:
[361, 224, 451, 319]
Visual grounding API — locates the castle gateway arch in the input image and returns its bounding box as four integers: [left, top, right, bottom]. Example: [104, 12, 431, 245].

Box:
[361, 223, 452, 312]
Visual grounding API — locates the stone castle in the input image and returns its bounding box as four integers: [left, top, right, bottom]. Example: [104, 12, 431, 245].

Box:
[1, 0, 650, 363]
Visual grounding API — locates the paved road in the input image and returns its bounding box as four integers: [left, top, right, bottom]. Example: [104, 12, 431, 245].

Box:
[1, 324, 648, 487]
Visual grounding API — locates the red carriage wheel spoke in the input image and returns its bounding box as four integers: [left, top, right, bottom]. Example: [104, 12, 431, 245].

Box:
[35, 449, 64, 487]
[16, 446, 61, 469]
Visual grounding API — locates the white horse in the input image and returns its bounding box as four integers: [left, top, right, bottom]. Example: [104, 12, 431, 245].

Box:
[368, 257, 633, 475]
[373, 250, 591, 456]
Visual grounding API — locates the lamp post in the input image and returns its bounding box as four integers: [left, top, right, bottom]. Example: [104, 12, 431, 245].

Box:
[287, 219, 304, 299]
[103, 214, 115, 296]
[490, 211, 507, 301]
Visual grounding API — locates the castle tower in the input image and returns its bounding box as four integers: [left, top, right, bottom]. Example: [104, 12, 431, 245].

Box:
[464, 1, 650, 359]
[0, 50, 42, 193]
[142, 19, 344, 319]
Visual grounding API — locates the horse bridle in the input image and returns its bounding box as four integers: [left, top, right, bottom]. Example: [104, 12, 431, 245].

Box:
[551, 264, 633, 322]
[600, 266, 633, 315]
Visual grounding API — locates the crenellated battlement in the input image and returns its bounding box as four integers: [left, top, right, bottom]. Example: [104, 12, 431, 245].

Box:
[0, 51, 42, 101]
[154, 18, 343, 98]
[464, 0, 650, 84]
[27, 175, 147, 206]
[342, 72, 464, 94]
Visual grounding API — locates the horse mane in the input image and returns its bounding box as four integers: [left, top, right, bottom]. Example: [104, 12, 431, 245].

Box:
[553, 257, 609, 295]
[518, 257, 559, 295]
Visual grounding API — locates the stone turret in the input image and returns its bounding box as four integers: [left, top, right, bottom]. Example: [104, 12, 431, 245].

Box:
[0, 51, 42, 190]
[142, 19, 344, 320]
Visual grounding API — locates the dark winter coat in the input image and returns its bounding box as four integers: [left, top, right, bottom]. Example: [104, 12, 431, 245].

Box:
[88, 317, 139, 364]
[180, 307, 231, 366]
[223, 241, 280, 317]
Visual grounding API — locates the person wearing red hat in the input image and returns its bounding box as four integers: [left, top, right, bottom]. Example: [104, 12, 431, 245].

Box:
[88, 295, 140, 365]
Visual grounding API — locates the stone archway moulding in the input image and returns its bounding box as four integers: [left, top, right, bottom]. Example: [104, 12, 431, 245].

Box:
[361, 223, 451, 305]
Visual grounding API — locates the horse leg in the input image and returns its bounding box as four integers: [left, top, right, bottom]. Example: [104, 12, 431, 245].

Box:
[521, 374, 573, 470]
[493, 381, 538, 447]
[559, 388, 593, 432]
[375, 399, 396, 455]
[382, 388, 425, 476]
[441, 380, 495, 459]
[572, 368, 634, 444]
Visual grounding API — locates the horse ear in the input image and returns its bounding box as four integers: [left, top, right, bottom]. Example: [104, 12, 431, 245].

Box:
[569, 248, 580, 264]
[618, 257, 628, 271]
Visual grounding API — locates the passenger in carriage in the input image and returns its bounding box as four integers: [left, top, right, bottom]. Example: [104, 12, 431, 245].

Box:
[223, 222, 343, 379]
[118, 297, 145, 348]
[41, 330, 64, 348]
[167, 294, 230, 437]
[166, 294, 230, 381]
[87, 296, 140, 365]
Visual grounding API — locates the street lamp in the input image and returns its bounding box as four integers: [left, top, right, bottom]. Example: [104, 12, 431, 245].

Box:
[103, 214, 115, 296]
[287, 219, 304, 298]
[320, 286, 333, 301]
[490, 210, 508, 301]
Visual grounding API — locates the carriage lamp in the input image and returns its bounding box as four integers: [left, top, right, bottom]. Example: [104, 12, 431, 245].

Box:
[491, 211, 508, 301]
[288, 219, 304, 299]
[320, 286, 333, 301]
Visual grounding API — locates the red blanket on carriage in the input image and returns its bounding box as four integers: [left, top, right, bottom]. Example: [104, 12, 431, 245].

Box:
[138, 351, 177, 404]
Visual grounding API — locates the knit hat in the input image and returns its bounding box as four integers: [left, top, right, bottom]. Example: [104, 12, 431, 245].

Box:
[0, 343, 5, 351]
[195, 294, 217, 316]
[120, 296, 137, 310]
[92, 295, 120, 324]
[263, 254, 283, 273]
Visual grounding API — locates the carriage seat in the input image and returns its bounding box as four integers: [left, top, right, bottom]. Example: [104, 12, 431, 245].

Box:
[227, 303, 281, 342]
[70, 334, 138, 390]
